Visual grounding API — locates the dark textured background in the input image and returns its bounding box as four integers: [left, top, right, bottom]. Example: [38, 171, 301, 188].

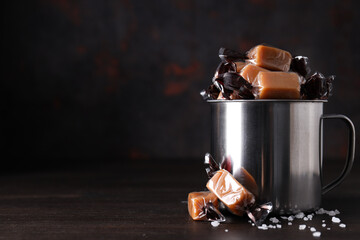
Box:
[2, 0, 360, 169]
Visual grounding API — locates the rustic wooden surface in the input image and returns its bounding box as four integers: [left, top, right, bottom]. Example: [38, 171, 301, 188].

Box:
[0, 159, 359, 239]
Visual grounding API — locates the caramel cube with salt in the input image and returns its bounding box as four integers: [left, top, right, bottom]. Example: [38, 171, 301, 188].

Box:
[188, 191, 219, 220]
[206, 169, 255, 216]
[247, 45, 292, 71]
[240, 64, 270, 84]
[256, 72, 300, 99]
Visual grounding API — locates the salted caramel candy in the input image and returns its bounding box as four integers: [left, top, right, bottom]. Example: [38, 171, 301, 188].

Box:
[240, 64, 270, 84]
[234, 61, 247, 72]
[237, 167, 258, 198]
[256, 72, 300, 99]
[206, 169, 255, 216]
[247, 45, 292, 71]
[188, 191, 219, 221]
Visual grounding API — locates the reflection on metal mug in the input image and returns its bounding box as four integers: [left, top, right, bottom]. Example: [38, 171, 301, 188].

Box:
[209, 100, 355, 214]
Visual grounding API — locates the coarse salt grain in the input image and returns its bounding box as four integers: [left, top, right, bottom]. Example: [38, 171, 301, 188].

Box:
[258, 224, 268, 230]
[303, 217, 309, 221]
[335, 209, 340, 214]
[313, 232, 321, 237]
[225, 229, 229, 232]
[327, 228, 331, 230]
[211, 221, 220, 227]
[332, 217, 341, 223]
[339, 223, 346, 228]
[281, 216, 288, 220]
[310, 227, 316, 232]
[316, 208, 325, 214]
[328, 210, 336, 216]
[288, 222, 293, 225]
[307, 214, 313, 220]
[299, 225, 306, 230]
[322, 220, 325, 222]
[288, 216, 294, 221]
[276, 224, 282, 229]
[270, 217, 280, 224]
[322, 224, 326, 227]
[295, 212, 305, 219]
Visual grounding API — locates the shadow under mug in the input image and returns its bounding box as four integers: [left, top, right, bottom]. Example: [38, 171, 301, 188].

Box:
[209, 100, 355, 215]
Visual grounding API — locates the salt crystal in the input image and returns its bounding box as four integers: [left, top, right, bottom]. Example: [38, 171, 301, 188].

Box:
[211, 221, 220, 227]
[335, 209, 340, 214]
[313, 232, 321, 237]
[328, 210, 336, 216]
[225, 229, 229, 232]
[288, 222, 292, 225]
[281, 216, 288, 220]
[268, 224, 276, 229]
[276, 224, 282, 229]
[288, 216, 294, 221]
[327, 228, 331, 230]
[322, 224, 326, 227]
[295, 212, 305, 219]
[307, 214, 313, 220]
[332, 217, 340, 223]
[270, 217, 280, 224]
[310, 227, 316, 232]
[303, 217, 309, 221]
[299, 225, 306, 230]
[252, 223, 255, 226]
[248, 220, 252, 223]
[258, 224, 268, 230]
[339, 223, 346, 228]
[315, 208, 325, 214]
[322, 220, 325, 222]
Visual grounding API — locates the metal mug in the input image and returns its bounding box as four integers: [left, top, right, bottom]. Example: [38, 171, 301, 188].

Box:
[209, 100, 355, 214]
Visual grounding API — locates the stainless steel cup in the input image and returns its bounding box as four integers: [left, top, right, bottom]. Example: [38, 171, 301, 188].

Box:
[209, 100, 355, 214]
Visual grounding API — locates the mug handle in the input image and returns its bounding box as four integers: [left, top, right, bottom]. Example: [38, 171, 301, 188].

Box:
[320, 114, 356, 195]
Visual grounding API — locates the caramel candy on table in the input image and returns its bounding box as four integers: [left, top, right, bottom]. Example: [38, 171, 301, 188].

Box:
[247, 45, 292, 71]
[256, 72, 300, 99]
[234, 61, 247, 73]
[188, 191, 219, 221]
[237, 167, 259, 198]
[206, 169, 255, 216]
[240, 64, 270, 84]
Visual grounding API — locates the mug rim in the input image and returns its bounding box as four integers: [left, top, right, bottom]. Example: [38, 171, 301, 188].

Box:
[207, 99, 328, 103]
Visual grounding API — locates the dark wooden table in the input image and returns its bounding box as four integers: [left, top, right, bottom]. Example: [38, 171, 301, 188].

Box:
[0, 158, 359, 239]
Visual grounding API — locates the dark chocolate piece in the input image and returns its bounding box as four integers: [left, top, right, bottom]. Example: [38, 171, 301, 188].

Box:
[200, 84, 220, 100]
[219, 47, 247, 63]
[290, 56, 311, 78]
[301, 72, 335, 99]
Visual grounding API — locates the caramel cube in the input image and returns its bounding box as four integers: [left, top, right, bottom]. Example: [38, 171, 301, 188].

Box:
[240, 64, 270, 84]
[188, 191, 219, 221]
[247, 45, 292, 71]
[206, 169, 255, 216]
[234, 61, 247, 73]
[256, 72, 300, 99]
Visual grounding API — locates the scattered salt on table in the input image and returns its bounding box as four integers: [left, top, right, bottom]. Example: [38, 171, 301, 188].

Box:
[313, 232, 321, 237]
[270, 217, 280, 224]
[276, 224, 282, 229]
[332, 217, 341, 223]
[211, 221, 220, 227]
[339, 223, 346, 228]
[310, 227, 316, 232]
[295, 212, 305, 219]
[322, 224, 326, 227]
[299, 225, 306, 230]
